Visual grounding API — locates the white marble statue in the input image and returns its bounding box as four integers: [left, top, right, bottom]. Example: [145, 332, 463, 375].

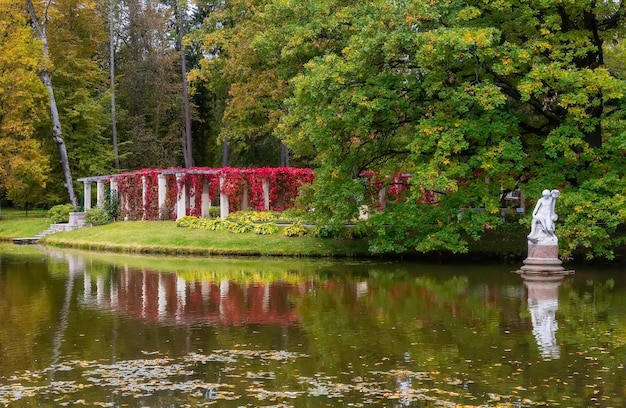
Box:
[527, 189, 560, 245]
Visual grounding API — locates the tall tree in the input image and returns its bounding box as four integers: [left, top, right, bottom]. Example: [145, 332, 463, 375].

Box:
[115, 0, 185, 169]
[176, 0, 193, 168]
[109, 0, 120, 169]
[278, 0, 626, 259]
[26, 0, 78, 208]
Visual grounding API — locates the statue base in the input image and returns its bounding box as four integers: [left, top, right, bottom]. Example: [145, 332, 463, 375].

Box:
[515, 244, 574, 278]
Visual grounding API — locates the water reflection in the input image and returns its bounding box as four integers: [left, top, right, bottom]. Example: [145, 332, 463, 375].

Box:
[520, 274, 563, 360]
[2, 246, 624, 407]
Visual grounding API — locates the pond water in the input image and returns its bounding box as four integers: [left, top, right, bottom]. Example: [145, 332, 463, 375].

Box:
[0, 244, 625, 407]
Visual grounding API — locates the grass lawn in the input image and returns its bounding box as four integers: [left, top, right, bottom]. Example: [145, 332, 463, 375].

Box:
[0, 208, 50, 241]
[42, 221, 372, 258]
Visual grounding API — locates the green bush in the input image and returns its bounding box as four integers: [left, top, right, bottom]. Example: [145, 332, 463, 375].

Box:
[312, 224, 342, 239]
[209, 206, 221, 218]
[176, 215, 198, 228]
[228, 219, 254, 234]
[342, 222, 371, 239]
[278, 208, 310, 223]
[227, 210, 279, 223]
[205, 218, 232, 231]
[85, 208, 113, 226]
[190, 217, 213, 229]
[282, 222, 308, 237]
[104, 189, 120, 221]
[48, 204, 74, 224]
[253, 223, 279, 235]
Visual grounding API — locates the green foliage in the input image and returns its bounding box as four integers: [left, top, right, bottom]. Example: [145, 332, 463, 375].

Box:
[204, 219, 232, 231]
[227, 219, 254, 234]
[312, 224, 342, 239]
[47, 204, 74, 224]
[176, 216, 198, 228]
[209, 207, 221, 218]
[282, 222, 308, 237]
[343, 222, 371, 240]
[253, 222, 279, 235]
[227, 211, 278, 223]
[103, 189, 120, 222]
[85, 208, 113, 226]
[277, 208, 310, 223]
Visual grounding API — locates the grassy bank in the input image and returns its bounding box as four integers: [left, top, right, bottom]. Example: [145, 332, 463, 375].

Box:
[1, 209, 530, 259]
[42, 221, 372, 257]
[0, 209, 49, 241]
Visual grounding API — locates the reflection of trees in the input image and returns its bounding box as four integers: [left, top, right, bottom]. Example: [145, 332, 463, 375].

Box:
[295, 275, 510, 371]
[0, 260, 54, 376]
[4, 246, 626, 406]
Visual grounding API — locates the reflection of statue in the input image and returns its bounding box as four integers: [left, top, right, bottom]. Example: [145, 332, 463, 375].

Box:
[523, 276, 563, 360]
[527, 189, 560, 245]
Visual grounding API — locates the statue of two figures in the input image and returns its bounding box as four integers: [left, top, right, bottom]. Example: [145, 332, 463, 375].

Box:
[527, 189, 560, 245]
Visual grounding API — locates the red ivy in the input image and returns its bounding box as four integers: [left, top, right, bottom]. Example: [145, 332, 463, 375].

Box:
[109, 167, 315, 220]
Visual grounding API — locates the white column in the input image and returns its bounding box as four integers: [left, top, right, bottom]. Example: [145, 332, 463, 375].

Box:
[110, 179, 118, 205]
[142, 175, 148, 220]
[83, 182, 92, 210]
[96, 181, 105, 208]
[158, 174, 167, 217]
[262, 179, 270, 211]
[219, 176, 229, 219]
[176, 173, 186, 220]
[201, 179, 210, 217]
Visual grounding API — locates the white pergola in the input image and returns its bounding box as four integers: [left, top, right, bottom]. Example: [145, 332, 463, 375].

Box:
[78, 169, 274, 220]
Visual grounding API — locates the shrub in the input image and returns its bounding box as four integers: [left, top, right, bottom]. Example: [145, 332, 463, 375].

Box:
[176, 215, 198, 228]
[227, 210, 278, 223]
[48, 204, 74, 223]
[190, 217, 213, 229]
[282, 222, 308, 237]
[254, 223, 279, 235]
[205, 218, 232, 231]
[85, 208, 113, 226]
[228, 219, 254, 234]
[104, 189, 120, 221]
[278, 208, 310, 223]
[342, 222, 371, 239]
[312, 224, 342, 239]
[209, 206, 221, 218]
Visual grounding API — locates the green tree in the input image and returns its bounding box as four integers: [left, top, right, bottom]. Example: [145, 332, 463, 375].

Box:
[278, 0, 626, 259]
[3, 138, 50, 212]
[0, 0, 51, 208]
[114, 0, 186, 169]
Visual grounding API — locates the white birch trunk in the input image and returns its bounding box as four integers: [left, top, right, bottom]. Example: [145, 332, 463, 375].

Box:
[27, 0, 78, 208]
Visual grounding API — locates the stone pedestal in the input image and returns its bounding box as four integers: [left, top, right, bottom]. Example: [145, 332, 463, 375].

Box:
[517, 244, 573, 277]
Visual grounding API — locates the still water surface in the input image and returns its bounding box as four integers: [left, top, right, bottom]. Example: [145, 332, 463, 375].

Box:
[0, 244, 625, 407]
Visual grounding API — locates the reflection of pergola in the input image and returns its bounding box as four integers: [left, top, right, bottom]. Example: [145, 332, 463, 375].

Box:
[77, 167, 313, 220]
[83, 268, 312, 326]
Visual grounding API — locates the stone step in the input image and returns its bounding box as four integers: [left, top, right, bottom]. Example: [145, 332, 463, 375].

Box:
[12, 237, 40, 245]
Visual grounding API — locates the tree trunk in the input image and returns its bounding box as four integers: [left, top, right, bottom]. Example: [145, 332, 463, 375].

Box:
[109, 0, 120, 169]
[26, 0, 78, 208]
[178, 0, 193, 168]
[280, 142, 289, 167]
[222, 137, 229, 167]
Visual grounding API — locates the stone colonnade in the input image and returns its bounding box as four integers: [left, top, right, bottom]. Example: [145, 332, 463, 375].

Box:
[78, 169, 275, 220]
